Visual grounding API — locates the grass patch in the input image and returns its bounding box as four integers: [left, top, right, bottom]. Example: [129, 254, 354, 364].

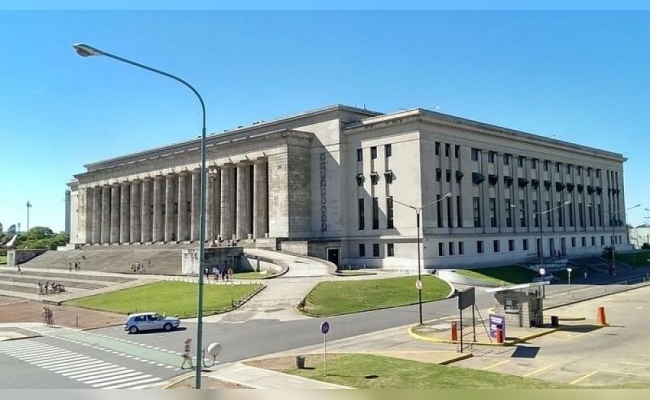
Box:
[0, 256, 6, 265]
[65, 281, 262, 318]
[285, 353, 571, 388]
[456, 265, 537, 285]
[614, 250, 650, 267]
[233, 271, 279, 279]
[299, 275, 450, 317]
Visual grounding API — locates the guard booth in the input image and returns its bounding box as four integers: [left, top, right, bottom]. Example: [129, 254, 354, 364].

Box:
[486, 282, 548, 328]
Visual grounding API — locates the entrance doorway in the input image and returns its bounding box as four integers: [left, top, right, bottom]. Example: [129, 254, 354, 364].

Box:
[327, 248, 340, 267]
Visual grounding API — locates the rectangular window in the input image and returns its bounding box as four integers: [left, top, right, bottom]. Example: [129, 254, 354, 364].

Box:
[358, 198, 365, 230]
[558, 201, 565, 227]
[356, 148, 363, 162]
[359, 243, 365, 257]
[477, 240, 484, 254]
[438, 242, 444, 256]
[371, 146, 377, 159]
[555, 163, 560, 172]
[454, 145, 460, 158]
[509, 239, 515, 252]
[386, 197, 394, 229]
[488, 151, 495, 163]
[437, 194, 443, 228]
[519, 200, 526, 227]
[569, 206, 575, 227]
[436, 168, 442, 182]
[493, 240, 500, 252]
[489, 198, 497, 227]
[589, 205, 594, 226]
[456, 195, 463, 227]
[373, 243, 380, 257]
[523, 239, 529, 251]
[435, 142, 440, 156]
[471, 148, 480, 161]
[518, 156, 525, 167]
[372, 197, 379, 230]
[591, 236, 596, 246]
[445, 143, 450, 157]
[567, 164, 572, 174]
[581, 237, 586, 247]
[505, 199, 512, 228]
[531, 158, 537, 169]
[459, 241, 464, 255]
[387, 243, 394, 257]
[385, 144, 392, 158]
[600, 236, 605, 246]
[533, 200, 539, 227]
[503, 154, 511, 165]
[571, 237, 576, 247]
[449, 242, 455, 256]
[447, 196, 453, 228]
[546, 201, 552, 227]
[579, 203, 585, 227]
[473, 197, 482, 227]
[544, 160, 550, 171]
[577, 166, 582, 176]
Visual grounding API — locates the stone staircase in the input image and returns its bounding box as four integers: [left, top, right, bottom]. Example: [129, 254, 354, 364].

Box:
[18, 246, 186, 276]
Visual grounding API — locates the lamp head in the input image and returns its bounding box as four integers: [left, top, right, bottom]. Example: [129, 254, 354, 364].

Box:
[73, 43, 102, 57]
[563, 201, 572, 205]
[444, 192, 452, 198]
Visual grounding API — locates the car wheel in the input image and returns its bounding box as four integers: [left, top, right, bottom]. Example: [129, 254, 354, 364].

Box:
[163, 323, 173, 332]
[129, 326, 138, 334]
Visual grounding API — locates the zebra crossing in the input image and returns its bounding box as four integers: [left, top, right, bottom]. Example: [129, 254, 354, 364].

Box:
[0, 340, 164, 389]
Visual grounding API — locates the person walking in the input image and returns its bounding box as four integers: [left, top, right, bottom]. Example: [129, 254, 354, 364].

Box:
[181, 338, 193, 370]
[583, 269, 588, 281]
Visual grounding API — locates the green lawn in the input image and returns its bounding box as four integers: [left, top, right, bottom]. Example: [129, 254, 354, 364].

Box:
[233, 271, 279, 279]
[280, 353, 571, 388]
[0, 256, 6, 265]
[65, 281, 262, 318]
[456, 265, 538, 285]
[299, 275, 450, 317]
[614, 250, 650, 267]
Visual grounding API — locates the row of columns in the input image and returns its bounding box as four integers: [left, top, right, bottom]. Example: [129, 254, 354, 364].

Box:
[84, 159, 269, 245]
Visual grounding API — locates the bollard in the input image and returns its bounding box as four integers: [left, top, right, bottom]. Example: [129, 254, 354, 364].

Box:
[597, 306, 607, 325]
[496, 324, 504, 344]
[451, 320, 458, 341]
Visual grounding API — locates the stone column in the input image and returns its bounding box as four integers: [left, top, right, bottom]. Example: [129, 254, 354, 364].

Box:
[119, 182, 131, 243]
[141, 178, 153, 242]
[165, 174, 177, 242]
[213, 169, 221, 240]
[177, 172, 190, 241]
[253, 159, 268, 239]
[110, 183, 120, 243]
[101, 185, 111, 244]
[190, 169, 200, 242]
[220, 165, 233, 240]
[130, 180, 141, 243]
[92, 186, 102, 244]
[236, 163, 251, 240]
[153, 175, 164, 242]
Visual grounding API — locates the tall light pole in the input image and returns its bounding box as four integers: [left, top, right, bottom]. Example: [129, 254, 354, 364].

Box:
[391, 192, 451, 325]
[73, 43, 208, 389]
[512, 200, 571, 272]
[607, 203, 640, 277]
[26, 201, 32, 232]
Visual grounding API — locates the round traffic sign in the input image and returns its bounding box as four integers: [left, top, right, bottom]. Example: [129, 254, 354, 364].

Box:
[320, 321, 330, 335]
[416, 280, 422, 290]
[539, 268, 546, 276]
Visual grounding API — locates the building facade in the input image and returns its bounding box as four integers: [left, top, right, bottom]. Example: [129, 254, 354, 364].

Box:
[69, 105, 630, 270]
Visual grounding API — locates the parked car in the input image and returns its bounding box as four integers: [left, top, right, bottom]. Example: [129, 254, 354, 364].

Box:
[124, 312, 180, 334]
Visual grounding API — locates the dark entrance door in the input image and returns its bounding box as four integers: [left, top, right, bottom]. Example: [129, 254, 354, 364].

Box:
[327, 248, 340, 267]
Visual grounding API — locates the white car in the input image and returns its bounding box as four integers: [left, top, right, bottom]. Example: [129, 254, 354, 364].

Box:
[123, 312, 180, 334]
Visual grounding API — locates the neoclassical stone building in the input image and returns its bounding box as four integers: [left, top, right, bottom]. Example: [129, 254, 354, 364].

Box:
[68, 105, 630, 270]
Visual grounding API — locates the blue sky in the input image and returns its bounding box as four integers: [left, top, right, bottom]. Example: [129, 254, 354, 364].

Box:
[1, 6, 650, 233]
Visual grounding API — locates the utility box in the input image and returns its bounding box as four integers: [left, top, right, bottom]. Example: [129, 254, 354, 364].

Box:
[487, 282, 547, 328]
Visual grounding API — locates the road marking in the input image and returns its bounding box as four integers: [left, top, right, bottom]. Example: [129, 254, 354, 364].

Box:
[570, 371, 599, 385]
[482, 360, 510, 370]
[602, 369, 650, 378]
[523, 364, 555, 377]
[617, 361, 650, 367]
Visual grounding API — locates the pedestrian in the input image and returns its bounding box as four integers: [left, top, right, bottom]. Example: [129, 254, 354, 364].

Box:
[69, 263, 73, 272]
[44, 281, 49, 295]
[583, 269, 588, 281]
[17, 265, 21, 274]
[181, 338, 193, 369]
[227, 267, 233, 281]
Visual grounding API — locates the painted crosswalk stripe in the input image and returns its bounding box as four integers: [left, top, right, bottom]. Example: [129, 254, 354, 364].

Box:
[0, 340, 164, 389]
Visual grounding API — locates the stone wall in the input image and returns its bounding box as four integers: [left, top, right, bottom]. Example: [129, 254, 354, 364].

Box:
[7, 249, 48, 267]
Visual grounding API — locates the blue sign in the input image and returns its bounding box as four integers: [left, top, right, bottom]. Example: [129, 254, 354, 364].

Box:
[488, 314, 506, 338]
[320, 321, 330, 335]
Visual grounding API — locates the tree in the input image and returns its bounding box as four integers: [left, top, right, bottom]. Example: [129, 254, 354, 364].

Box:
[642, 243, 650, 250]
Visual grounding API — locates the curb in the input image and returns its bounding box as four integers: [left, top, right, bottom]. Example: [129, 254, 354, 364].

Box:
[407, 324, 560, 347]
[438, 352, 474, 365]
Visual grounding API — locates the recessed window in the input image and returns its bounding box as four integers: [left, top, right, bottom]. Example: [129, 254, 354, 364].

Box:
[454, 145, 460, 158]
[518, 156, 524, 167]
[531, 158, 537, 169]
[358, 198, 365, 230]
[471, 148, 480, 161]
[373, 243, 380, 257]
[445, 143, 450, 157]
[387, 243, 394, 257]
[503, 154, 511, 165]
[449, 242, 455, 256]
[493, 240, 500, 252]
[438, 242, 444, 256]
[356, 149, 363, 162]
[370, 172, 380, 185]
[372, 197, 379, 230]
[435, 142, 440, 156]
[509, 240, 515, 252]
[386, 197, 394, 229]
[356, 173, 364, 187]
[488, 151, 495, 163]
[477, 240, 484, 254]
[523, 239, 529, 251]
[385, 144, 392, 158]
[459, 242, 464, 255]
[371, 146, 377, 159]
[359, 243, 365, 257]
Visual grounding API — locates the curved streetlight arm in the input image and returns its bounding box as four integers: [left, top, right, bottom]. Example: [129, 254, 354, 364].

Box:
[511, 200, 571, 215]
[391, 193, 451, 213]
[73, 44, 206, 128]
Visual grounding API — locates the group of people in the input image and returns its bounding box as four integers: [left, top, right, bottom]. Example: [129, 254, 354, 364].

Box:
[206, 266, 234, 282]
[42, 306, 54, 327]
[68, 261, 82, 272]
[131, 260, 151, 274]
[37, 281, 65, 296]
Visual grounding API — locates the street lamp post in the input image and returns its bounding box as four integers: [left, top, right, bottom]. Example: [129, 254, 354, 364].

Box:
[26, 201, 32, 232]
[608, 203, 641, 278]
[73, 44, 208, 389]
[567, 267, 572, 294]
[391, 193, 451, 325]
